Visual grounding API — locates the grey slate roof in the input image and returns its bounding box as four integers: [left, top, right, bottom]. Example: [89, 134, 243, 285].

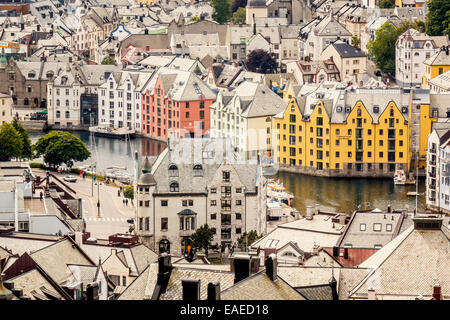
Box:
[330, 42, 366, 58]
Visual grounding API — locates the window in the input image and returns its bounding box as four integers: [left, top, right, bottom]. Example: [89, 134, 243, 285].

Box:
[182, 200, 188, 207]
[221, 200, 231, 211]
[193, 164, 203, 176]
[170, 182, 179, 192]
[360, 223, 366, 231]
[236, 228, 242, 234]
[236, 188, 242, 193]
[211, 213, 216, 220]
[157, 217, 169, 233]
[210, 188, 217, 193]
[386, 224, 392, 232]
[373, 223, 382, 232]
[161, 200, 168, 206]
[222, 171, 230, 182]
[169, 164, 178, 176]
[236, 199, 242, 206]
[210, 200, 216, 206]
[236, 213, 242, 220]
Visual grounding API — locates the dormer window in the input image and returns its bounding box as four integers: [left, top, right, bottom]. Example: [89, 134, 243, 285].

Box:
[28, 72, 36, 78]
[168, 164, 178, 177]
[193, 164, 203, 176]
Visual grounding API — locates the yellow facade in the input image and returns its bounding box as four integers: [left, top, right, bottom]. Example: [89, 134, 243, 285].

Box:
[418, 103, 436, 169]
[274, 98, 411, 175]
[422, 63, 450, 88]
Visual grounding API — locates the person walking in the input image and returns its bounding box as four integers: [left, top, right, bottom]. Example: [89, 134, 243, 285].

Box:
[117, 189, 121, 197]
[125, 199, 128, 206]
[40, 191, 43, 200]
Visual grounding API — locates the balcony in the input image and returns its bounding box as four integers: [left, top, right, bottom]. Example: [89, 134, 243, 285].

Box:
[429, 184, 436, 190]
[429, 160, 436, 166]
[428, 171, 436, 178]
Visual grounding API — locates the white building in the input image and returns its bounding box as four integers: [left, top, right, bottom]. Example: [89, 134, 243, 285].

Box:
[135, 137, 267, 254]
[299, 13, 352, 61]
[395, 28, 449, 87]
[0, 93, 13, 124]
[98, 70, 153, 133]
[426, 124, 450, 214]
[209, 81, 286, 159]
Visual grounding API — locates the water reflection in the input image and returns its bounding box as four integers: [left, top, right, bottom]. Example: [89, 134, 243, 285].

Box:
[274, 171, 426, 214]
[29, 131, 166, 175]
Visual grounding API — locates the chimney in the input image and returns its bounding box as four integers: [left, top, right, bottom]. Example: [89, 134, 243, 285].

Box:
[75, 231, 83, 247]
[233, 255, 251, 284]
[368, 287, 376, 300]
[306, 206, 314, 220]
[156, 253, 172, 294]
[387, 205, 391, 213]
[207, 282, 220, 301]
[182, 279, 200, 301]
[37, 25, 41, 32]
[432, 284, 441, 300]
[332, 246, 339, 257]
[265, 254, 277, 281]
[252, 14, 256, 36]
[343, 247, 349, 259]
[315, 203, 320, 215]
[329, 276, 338, 300]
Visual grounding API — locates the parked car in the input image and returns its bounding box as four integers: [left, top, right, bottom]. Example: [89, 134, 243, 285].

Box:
[63, 175, 77, 183]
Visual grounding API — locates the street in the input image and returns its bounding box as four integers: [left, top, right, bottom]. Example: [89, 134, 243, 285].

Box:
[46, 170, 135, 239]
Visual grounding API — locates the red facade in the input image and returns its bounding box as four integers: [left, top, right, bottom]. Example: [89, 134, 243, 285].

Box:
[141, 75, 215, 139]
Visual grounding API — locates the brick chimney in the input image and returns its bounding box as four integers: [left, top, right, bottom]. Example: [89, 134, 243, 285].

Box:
[432, 284, 441, 300]
[233, 255, 251, 284]
[343, 247, 349, 259]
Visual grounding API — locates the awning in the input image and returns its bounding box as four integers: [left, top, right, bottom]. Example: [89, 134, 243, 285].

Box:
[39, 110, 48, 114]
[177, 209, 197, 215]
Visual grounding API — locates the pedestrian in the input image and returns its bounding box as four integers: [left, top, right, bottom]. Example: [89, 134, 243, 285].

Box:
[123, 199, 125, 206]
[125, 199, 128, 206]
[40, 191, 43, 200]
[118, 189, 121, 197]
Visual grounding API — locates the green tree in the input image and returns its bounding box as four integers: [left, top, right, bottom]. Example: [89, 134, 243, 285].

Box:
[237, 230, 262, 250]
[426, 0, 450, 36]
[12, 118, 32, 160]
[190, 224, 214, 256]
[378, 0, 394, 8]
[33, 131, 90, 168]
[231, 7, 246, 24]
[101, 56, 116, 65]
[367, 22, 409, 76]
[0, 122, 23, 161]
[351, 35, 361, 49]
[412, 20, 426, 32]
[124, 185, 134, 200]
[211, 0, 232, 24]
[190, 16, 200, 22]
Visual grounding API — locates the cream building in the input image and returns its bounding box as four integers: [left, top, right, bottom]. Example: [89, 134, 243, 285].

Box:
[0, 93, 13, 124]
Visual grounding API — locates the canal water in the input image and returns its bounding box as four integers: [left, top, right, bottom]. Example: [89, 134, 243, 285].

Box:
[29, 131, 426, 214]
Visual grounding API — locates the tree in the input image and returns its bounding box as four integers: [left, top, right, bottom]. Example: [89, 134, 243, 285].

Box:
[246, 49, 278, 74]
[124, 185, 134, 200]
[232, 0, 247, 12]
[351, 35, 361, 49]
[426, 0, 450, 37]
[231, 7, 246, 24]
[101, 56, 115, 65]
[190, 224, 214, 256]
[412, 20, 426, 32]
[12, 118, 32, 160]
[0, 122, 23, 161]
[33, 131, 90, 168]
[237, 230, 262, 250]
[190, 16, 200, 22]
[367, 22, 409, 76]
[378, 0, 394, 8]
[211, 0, 232, 24]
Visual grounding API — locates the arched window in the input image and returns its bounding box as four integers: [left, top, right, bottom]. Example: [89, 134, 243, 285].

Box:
[65, 111, 70, 118]
[390, 109, 394, 117]
[170, 182, 179, 192]
[168, 164, 178, 177]
[159, 239, 170, 254]
[28, 71, 36, 78]
[56, 110, 60, 118]
[193, 164, 203, 176]
[66, 100, 69, 107]
[56, 99, 60, 106]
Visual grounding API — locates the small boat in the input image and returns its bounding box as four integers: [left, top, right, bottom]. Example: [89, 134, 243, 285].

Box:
[394, 169, 415, 185]
[89, 126, 136, 139]
[266, 180, 294, 205]
[407, 191, 422, 197]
